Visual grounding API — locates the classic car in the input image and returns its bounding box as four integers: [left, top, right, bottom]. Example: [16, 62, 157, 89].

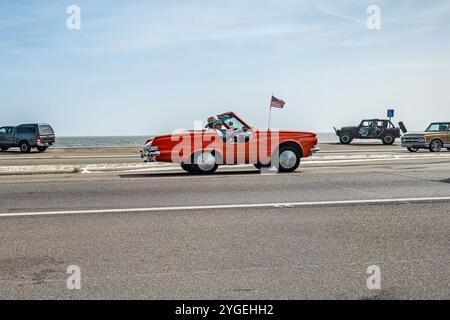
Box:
[401, 122, 450, 152]
[334, 119, 407, 145]
[140, 112, 319, 174]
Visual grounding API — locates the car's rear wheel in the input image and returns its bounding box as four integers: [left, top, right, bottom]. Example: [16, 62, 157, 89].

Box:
[339, 134, 353, 145]
[180, 163, 195, 174]
[382, 134, 395, 145]
[429, 139, 443, 152]
[37, 146, 48, 152]
[19, 141, 31, 153]
[407, 147, 419, 152]
[193, 151, 218, 174]
[0, 147, 8, 151]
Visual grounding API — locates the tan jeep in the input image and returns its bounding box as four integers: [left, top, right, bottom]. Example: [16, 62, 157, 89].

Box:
[401, 122, 450, 152]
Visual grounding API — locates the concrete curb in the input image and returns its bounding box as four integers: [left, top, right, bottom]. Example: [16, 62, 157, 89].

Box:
[1, 153, 449, 175]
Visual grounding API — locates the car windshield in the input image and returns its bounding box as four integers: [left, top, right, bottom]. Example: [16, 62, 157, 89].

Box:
[219, 114, 247, 131]
[425, 123, 449, 132]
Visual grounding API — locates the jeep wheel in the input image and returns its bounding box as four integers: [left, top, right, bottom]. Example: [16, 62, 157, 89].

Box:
[37, 146, 48, 152]
[339, 134, 353, 145]
[274, 146, 301, 173]
[407, 147, 419, 153]
[429, 139, 443, 152]
[382, 135, 395, 145]
[180, 163, 195, 174]
[0, 147, 8, 152]
[19, 141, 31, 153]
[193, 151, 218, 174]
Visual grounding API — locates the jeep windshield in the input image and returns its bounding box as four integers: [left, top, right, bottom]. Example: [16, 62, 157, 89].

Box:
[425, 123, 450, 132]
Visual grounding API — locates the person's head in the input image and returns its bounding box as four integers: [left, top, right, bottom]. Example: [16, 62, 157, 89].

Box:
[207, 116, 217, 129]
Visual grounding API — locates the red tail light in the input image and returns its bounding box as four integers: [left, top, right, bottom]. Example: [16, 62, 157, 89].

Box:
[36, 135, 41, 142]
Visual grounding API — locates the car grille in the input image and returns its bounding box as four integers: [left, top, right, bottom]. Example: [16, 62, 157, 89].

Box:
[402, 136, 425, 143]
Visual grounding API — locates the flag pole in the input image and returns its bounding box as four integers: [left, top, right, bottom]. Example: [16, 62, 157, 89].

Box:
[268, 94, 272, 131]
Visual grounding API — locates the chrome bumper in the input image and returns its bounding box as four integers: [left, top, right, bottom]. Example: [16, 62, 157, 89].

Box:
[140, 149, 160, 162]
[311, 147, 320, 154]
[401, 143, 428, 148]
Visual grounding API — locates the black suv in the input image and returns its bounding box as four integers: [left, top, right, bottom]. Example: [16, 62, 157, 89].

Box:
[0, 124, 55, 153]
[334, 119, 407, 145]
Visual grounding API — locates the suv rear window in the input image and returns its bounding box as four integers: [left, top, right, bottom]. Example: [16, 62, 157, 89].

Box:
[38, 125, 54, 135]
[17, 126, 36, 134]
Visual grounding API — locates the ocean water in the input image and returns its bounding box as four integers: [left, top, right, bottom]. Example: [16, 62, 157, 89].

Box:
[55, 133, 338, 148]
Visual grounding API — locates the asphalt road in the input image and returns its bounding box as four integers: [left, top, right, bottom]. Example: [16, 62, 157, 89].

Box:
[0, 152, 449, 299]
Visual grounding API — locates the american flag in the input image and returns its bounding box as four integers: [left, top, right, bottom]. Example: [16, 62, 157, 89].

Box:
[270, 96, 285, 109]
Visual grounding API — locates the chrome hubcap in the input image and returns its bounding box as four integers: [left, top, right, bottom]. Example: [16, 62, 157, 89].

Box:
[196, 152, 216, 171]
[342, 136, 349, 142]
[279, 150, 297, 169]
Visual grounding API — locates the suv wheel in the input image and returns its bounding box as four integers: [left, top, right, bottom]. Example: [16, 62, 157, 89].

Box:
[407, 147, 419, 153]
[429, 139, 443, 152]
[339, 134, 353, 145]
[19, 141, 31, 153]
[382, 135, 395, 145]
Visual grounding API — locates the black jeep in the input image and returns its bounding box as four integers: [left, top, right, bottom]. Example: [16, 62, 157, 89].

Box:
[334, 119, 407, 145]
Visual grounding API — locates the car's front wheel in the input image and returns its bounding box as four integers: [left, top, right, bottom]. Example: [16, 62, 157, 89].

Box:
[407, 147, 419, 152]
[339, 134, 353, 145]
[19, 141, 31, 153]
[429, 139, 443, 152]
[273, 146, 301, 173]
[192, 151, 218, 174]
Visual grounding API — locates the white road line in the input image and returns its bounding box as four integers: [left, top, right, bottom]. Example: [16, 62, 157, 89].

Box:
[1, 197, 449, 218]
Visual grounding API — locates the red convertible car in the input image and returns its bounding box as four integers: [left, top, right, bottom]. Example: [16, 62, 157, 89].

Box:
[140, 112, 319, 174]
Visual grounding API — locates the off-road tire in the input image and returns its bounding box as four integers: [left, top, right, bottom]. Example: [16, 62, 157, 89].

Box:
[339, 134, 353, 145]
[382, 134, 395, 145]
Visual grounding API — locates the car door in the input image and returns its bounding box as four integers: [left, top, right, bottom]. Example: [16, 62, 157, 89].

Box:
[4, 127, 15, 146]
[0, 127, 14, 146]
[0, 127, 7, 145]
[358, 121, 372, 138]
[444, 124, 450, 145]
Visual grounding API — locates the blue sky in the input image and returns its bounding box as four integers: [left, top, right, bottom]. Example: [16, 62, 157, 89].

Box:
[1, 0, 449, 136]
